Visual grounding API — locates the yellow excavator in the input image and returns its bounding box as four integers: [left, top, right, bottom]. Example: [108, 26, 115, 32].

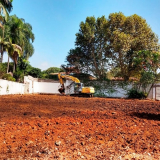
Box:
[57, 72, 95, 97]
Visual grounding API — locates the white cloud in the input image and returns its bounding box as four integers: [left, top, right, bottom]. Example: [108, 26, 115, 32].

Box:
[38, 62, 51, 71]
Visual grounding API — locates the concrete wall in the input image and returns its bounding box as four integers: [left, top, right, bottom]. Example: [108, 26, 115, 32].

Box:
[0, 75, 160, 100]
[0, 77, 61, 95]
[103, 86, 132, 98]
[64, 80, 133, 98]
[0, 79, 25, 95]
[24, 76, 61, 94]
[33, 81, 60, 94]
[147, 83, 160, 100]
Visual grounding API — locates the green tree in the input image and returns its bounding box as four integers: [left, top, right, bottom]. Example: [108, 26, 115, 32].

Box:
[44, 67, 62, 74]
[66, 13, 159, 80]
[133, 50, 160, 77]
[74, 16, 110, 79]
[0, 0, 13, 63]
[17, 57, 29, 71]
[0, 28, 22, 73]
[66, 47, 90, 74]
[0, 0, 13, 22]
[4, 15, 35, 72]
[25, 65, 42, 78]
[42, 67, 62, 79]
[107, 12, 159, 80]
[13, 57, 29, 82]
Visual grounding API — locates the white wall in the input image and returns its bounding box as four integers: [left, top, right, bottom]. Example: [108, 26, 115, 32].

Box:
[104, 86, 132, 98]
[148, 83, 160, 100]
[0, 79, 25, 95]
[0, 75, 160, 100]
[33, 81, 60, 94]
[94, 84, 132, 98]
[24, 76, 34, 94]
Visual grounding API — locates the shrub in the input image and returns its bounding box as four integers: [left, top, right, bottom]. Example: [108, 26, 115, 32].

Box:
[13, 70, 24, 83]
[2, 74, 16, 82]
[127, 89, 147, 99]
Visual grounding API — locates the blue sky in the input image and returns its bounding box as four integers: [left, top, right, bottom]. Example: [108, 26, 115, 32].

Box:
[3, 0, 160, 70]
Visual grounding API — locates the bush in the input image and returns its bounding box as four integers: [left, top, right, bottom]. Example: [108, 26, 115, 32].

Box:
[2, 74, 16, 82]
[25, 65, 42, 78]
[13, 70, 24, 83]
[127, 89, 147, 99]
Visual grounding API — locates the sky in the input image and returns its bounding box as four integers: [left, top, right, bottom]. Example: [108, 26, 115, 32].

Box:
[3, 0, 160, 71]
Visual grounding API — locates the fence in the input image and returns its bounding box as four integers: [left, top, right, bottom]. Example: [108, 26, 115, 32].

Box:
[0, 79, 25, 95]
[0, 76, 160, 100]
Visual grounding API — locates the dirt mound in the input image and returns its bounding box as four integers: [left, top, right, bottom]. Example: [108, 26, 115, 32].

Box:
[0, 95, 160, 159]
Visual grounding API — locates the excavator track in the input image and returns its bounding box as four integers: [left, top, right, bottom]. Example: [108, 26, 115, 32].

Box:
[70, 93, 93, 97]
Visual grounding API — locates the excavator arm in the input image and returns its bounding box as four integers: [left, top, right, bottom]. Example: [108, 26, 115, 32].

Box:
[58, 73, 80, 84]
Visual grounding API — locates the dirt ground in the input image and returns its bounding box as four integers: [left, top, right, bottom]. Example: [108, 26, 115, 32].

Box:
[0, 94, 160, 160]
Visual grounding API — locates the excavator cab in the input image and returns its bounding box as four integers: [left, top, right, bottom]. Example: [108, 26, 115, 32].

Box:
[74, 83, 83, 93]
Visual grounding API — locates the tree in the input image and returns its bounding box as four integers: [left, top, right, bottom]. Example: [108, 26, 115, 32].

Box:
[0, 0, 13, 63]
[0, 0, 13, 25]
[44, 67, 62, 74]
[4, 15, 35, 72]
[66, 16, 111, 79]
[0, 27, 22, 73]
[66, 13, 159, 80]
[66, 47, 90, 73]
[13, 57, 29, 82]
[24, 65, 42, 78]
[133, 50, 160, 75]
[107, 12, 159, 80]
[41, 67, 63, 79]
[0, 21, 22, 73]
[17, 56, 29, 71]
[74, 16, 110, 79]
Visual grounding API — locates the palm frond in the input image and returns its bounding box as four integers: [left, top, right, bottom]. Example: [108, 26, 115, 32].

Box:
[0, 0, 13, 13]
[0, 3, 9, 21]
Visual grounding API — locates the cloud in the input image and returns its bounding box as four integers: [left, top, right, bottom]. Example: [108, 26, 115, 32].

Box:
[39, 61, 51, 71]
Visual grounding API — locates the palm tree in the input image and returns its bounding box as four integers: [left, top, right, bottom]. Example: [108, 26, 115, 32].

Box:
[5, 15, 34, 72]
[22, 22, 35, 59]
[0, 34, 22, 73]
[0, 0, 13, 63]
[8, 43, 22, 72]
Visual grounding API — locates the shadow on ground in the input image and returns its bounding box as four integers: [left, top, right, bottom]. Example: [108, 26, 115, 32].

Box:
[131, 112, 160, 121]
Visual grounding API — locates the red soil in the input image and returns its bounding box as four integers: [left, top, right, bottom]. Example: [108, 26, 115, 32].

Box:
[0, 94, 160, 159]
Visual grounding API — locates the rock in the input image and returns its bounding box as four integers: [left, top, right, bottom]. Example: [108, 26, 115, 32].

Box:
[77, 151, 81, 156]
[55, 141, 61, 146]
[26, 141, 33, 146]
[81, 155, 85, 159]
[11, 135, 14, 139]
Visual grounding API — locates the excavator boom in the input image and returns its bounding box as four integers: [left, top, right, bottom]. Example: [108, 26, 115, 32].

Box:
[58, 74, 80, 84]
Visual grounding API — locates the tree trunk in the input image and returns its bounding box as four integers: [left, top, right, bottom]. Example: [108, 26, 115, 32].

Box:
[13, 62, 15, 73]
[0, 28, 4, 63]
[0, 52, 3, 63]
[91, 46, 101, 79]
[7, 54, 9, 73]
[0, 45, 3, 63]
